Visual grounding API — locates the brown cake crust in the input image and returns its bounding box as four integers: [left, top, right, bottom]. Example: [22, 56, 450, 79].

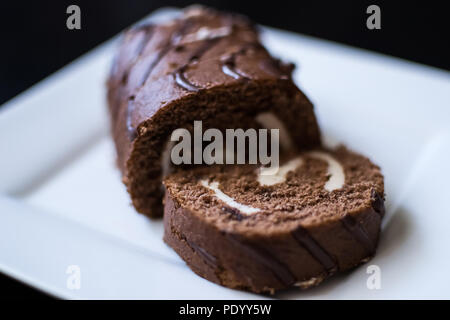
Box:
[107, 6, 320, 217]
[163, 147, 385, 293]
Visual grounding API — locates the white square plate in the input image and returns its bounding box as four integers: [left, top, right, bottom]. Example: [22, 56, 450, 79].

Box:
[1, 8, 449, 299]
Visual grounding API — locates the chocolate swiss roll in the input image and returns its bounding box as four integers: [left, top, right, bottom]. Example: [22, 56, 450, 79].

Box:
[107, 6, 321, 217]
[163, 147, 385, 293]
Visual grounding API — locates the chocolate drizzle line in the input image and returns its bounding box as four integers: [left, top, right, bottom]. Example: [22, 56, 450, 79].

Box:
[221, 63, 244, 80]
[125, 20, 194, 139]
[371, 189, 385, 218]
[126, 98, 137, 140]
[139, 19, 195, 86]
[220, 43, 260, 80]
[132, 24, 155, 60]
[174, 70, 201, 91]
[120, 24, 155, 84]
[173, 38, 221, 91]
[341, 215, 375, 255]
[226, 234, 296, 287]
[291, 227, 337, 273]
[185, 238, 218, 269]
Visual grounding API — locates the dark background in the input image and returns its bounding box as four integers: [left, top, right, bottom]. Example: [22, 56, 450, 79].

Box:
[0, 0, 448, 299]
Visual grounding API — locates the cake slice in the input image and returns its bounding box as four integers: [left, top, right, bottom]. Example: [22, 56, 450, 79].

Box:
[107, 6, 320, 218]
[163, 147, 385, 293]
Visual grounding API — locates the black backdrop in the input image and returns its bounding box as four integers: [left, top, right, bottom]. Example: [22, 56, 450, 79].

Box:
[0, 0, 448, 299]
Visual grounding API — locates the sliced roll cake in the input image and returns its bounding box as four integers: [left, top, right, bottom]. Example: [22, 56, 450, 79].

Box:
[163, 147, 385, 293]
[107, 6, 320, 217]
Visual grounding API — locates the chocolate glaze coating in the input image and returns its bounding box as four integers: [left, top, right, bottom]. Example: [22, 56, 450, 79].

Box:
[107, 6, 321, 217]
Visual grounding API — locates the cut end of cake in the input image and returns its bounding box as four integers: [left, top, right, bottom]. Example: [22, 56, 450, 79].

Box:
[163, 146, 385, 293]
